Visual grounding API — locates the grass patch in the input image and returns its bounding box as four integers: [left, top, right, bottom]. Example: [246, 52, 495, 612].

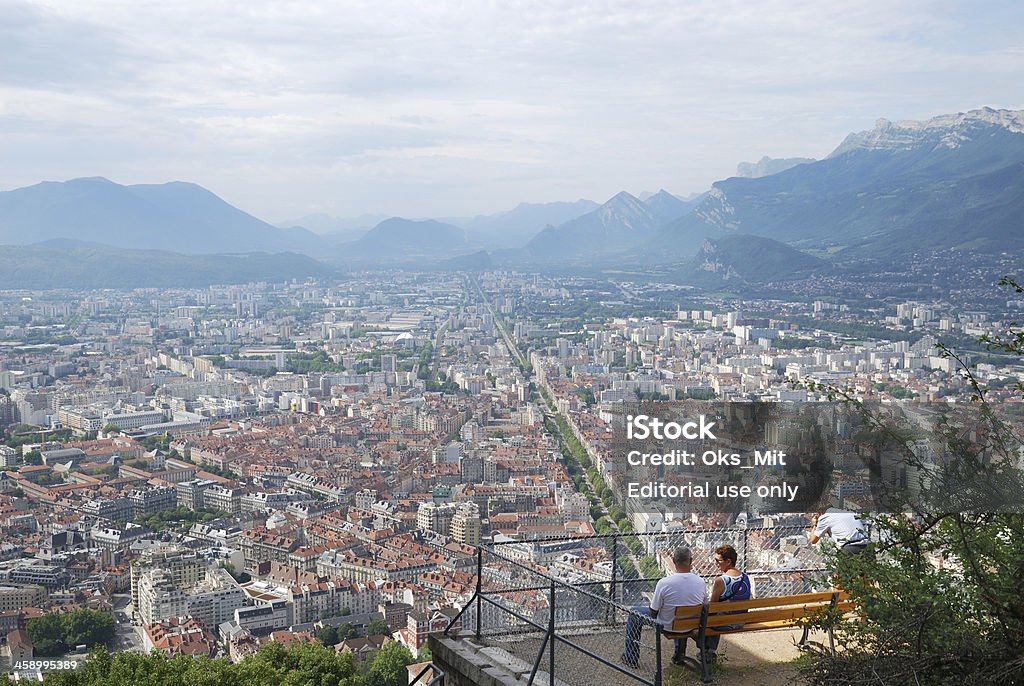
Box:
[664, 654, 727, 685]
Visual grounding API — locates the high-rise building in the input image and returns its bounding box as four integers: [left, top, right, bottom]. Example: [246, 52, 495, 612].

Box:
[450, 502, 482, 546]
[417, 502, 455, 537]
[131, 544, 244, 627]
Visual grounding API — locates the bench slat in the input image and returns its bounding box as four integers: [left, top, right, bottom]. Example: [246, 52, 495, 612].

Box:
[665, 619, 807, 639]
[704, 610, 855, 635]
[671, 601, 853, 633]
[674, 591, 849, 617]
[704, 604, 835, 628]
[670, 617, 701, 632]
[716, 591, 847, 613]
[711, 591, 844, 614]
[668, 591, 855, 636]
[703, 619, 805, 635]
[669, 617, 834, 639]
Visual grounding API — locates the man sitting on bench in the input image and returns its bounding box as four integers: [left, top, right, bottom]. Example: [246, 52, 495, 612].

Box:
[622, 546, 706, 668]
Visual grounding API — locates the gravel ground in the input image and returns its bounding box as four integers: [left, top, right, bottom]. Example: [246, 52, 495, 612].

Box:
[665, 627, 811, 686]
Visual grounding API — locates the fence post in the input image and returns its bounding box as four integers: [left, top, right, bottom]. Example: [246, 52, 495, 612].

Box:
[549, 580, 556, 685]
[655, 622, 663, 686]
[610, 534, 619, 605]
[741, 526, 749, 570]
[475, 545, 483, 639]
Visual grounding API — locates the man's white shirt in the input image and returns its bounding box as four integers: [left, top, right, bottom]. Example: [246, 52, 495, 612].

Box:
[651, 572, 707, 625]
[814, 509, 868, 546]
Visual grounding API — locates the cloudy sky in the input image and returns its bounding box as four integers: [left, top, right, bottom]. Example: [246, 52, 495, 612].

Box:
[2, 0, 1022, 224]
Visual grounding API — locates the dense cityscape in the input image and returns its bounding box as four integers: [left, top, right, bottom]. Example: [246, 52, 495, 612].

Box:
[0, 269, 1019, 679]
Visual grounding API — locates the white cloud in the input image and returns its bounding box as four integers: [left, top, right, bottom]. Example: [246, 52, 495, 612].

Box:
[2, 0, 1022, 219]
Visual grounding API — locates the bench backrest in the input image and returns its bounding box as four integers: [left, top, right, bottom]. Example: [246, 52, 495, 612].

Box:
[671, 590, 852, 633]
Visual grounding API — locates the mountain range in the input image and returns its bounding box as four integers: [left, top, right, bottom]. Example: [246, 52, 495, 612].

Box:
[525, 190, 700, 262]
[503, 107, 1024, 277]
[0, 177, 322, 254]
[2, 106, 1022, 287]
[649, 107, 1024, 268]
[455, 199, 600, 249]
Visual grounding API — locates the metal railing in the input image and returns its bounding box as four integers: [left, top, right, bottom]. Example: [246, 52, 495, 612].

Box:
[444, 526, 827, 686]
[409, 661, 445, 686]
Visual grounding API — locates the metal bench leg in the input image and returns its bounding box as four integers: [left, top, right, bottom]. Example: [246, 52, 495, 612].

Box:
[698, 603, 712, 683]
[698, 630, 712, 683]
[828, 591, 838, 655]
[798, 624, 810, 650]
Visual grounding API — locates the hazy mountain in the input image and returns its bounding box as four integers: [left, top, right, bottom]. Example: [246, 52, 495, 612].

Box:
[643, 189, 704, 224]
[524, 190, 698, 261]
[525, 192, 653, 260]
[681, 234, 826, 285]
[432, 249, 494, 271]
[638, 190, 705, 201]
[455, 199, 599, 249]
[342, 217, 468, 262]
[736, 157, 815, 178]
[276, 212, 388, 236]
[654, 107, 1024, 260]
[0, 177, 322, 254]
[0, 241, 338, 289]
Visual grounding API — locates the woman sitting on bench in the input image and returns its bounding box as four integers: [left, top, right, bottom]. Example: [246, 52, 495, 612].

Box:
[702, 544, 751, 662]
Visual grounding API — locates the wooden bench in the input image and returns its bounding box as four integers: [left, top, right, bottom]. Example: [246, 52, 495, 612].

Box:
[663, 591, 853, 683]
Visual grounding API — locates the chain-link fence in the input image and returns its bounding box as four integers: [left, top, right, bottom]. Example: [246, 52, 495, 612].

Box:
[445, 525, 828, 686]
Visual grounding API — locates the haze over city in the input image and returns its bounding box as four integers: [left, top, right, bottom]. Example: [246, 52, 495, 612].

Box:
[2, 0, 1023, 222]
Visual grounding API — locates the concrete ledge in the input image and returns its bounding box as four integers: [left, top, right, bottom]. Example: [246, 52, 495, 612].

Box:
[429, 634, 569, 686]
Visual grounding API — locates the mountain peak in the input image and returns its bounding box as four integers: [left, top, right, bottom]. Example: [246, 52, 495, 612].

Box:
[655, 105, 1024, 262]
[647, 189, 676, 200]
[606, 190, 643, 205]
[70, 176, 116, 183]
[46, 176, 119, 189]
[830, 107, 1024, 157]
[598, 191, 650, 223]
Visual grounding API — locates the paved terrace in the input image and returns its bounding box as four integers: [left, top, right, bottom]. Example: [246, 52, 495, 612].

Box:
[432, 625, 810, 686]
[433, 527, 828, 686]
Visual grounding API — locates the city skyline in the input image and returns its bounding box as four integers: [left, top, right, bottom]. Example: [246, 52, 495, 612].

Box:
[2, 0, 1023, 223]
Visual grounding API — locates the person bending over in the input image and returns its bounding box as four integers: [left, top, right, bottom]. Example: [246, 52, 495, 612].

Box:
[809, 508, 870, 555]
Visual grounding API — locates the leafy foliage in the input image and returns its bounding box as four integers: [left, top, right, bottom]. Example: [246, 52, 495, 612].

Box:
[315, 625, 339, 646]
[801, 278, 1024, 686]
[40, 639, 417, 686]
[364, 642, 415, 686]
[26, 612, 65, 656]
[286, 350, 345, 374]
[27, 609, 114, 657]
[138, 506, 230, 532]
[366, 618, 391, 637]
